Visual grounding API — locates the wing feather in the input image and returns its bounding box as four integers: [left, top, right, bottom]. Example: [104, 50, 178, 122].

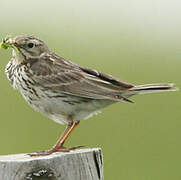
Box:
[29, 54, 134, 101]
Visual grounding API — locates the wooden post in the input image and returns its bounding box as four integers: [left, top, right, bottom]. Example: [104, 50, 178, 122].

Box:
[0, 148, 103, 180]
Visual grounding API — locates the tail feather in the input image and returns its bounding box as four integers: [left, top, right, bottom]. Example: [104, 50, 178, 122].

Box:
[130, 83, 177, 94]
[122, 83, 178, 98]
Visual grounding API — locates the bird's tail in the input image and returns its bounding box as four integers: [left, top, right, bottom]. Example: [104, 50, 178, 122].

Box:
[122, 83, 178, 98]
[130, 83, 177, 94]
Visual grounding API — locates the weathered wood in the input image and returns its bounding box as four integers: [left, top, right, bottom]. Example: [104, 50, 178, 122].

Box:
[0, 148, 103, 180]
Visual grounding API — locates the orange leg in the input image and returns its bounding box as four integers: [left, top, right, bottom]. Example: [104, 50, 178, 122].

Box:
[29, 121, 80, 156]
[58, 121, 80, 146]
[52, 122, 75, 149]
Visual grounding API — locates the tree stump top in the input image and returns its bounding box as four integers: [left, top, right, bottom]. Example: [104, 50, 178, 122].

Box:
[0, 148, 103, 180]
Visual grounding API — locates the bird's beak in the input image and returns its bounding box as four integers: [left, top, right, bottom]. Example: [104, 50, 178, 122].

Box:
[6, 38, 15, 45]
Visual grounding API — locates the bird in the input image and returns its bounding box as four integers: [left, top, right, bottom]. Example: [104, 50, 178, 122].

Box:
[1, 35, 177, 156]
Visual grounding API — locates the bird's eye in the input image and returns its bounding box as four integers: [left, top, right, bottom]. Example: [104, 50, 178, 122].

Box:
[27, 42, 34, 48]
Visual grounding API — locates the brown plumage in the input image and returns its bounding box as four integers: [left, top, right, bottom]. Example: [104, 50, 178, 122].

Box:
[3, 35, 177, 156]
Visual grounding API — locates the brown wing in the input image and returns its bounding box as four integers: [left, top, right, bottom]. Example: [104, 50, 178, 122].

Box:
[29, 53, 134, 101]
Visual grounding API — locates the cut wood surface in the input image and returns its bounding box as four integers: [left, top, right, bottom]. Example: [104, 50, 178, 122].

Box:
[0, 148, 103, 180]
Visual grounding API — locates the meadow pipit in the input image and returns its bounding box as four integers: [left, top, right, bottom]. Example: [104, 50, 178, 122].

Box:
[1, 35, 177, 156]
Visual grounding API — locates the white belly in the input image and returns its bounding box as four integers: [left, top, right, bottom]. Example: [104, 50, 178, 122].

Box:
[21, 89, 114, 125]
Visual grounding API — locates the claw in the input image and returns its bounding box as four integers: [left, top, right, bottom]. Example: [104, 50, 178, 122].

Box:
[27, 145, 84, 157]
[69, 145, 85, 150]
[28, 150, 54, 157]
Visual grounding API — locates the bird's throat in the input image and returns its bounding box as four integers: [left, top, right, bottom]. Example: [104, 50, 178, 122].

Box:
[12, 49, 26, 65]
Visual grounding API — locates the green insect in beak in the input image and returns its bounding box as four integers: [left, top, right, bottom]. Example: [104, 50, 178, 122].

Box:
[0, 36, 19, 52]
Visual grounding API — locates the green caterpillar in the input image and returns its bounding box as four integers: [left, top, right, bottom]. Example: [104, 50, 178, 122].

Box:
[0, 41, 12, 49]
[0, 37, 19, 53]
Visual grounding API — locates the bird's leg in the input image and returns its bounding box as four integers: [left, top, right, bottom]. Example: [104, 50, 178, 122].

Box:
[56, 121, 81, 151]
[58, 121, 80, 147]
[52, 122, 75, 150]
[29, 121, 80, 156]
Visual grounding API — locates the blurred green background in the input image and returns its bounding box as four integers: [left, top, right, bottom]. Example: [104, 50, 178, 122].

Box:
[0, 0, 181, 179]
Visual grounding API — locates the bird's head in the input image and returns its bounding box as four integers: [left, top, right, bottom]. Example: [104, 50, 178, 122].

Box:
[1, 35, 50, 63]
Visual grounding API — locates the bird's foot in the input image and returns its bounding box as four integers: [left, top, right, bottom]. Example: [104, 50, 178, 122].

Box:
[28, 145, 84, 157]
[28, 149, 55, 157]
[58, 145, 84, 151]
